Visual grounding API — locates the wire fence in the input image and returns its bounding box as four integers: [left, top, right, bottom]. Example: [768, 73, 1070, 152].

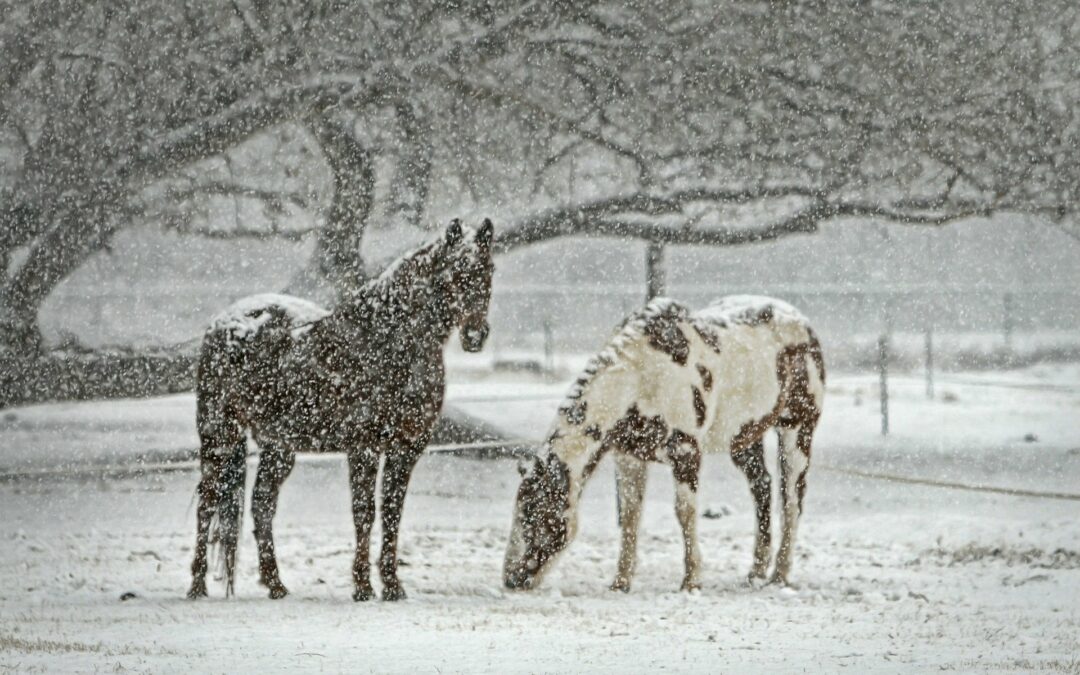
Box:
[4, 437, 1079, 502]
[481, 284, 1080, 377]
[46, 283, 1080, 358]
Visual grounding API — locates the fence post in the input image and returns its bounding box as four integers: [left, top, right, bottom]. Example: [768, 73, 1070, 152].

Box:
[924, 327, 934, 400]
[878, 334, 889, 436]
[1003, 292, 1014, 352]
[645, 242, 665, 300]
[542, 318, 554, 374]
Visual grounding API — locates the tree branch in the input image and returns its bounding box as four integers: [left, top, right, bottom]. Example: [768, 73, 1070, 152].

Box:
[165, 181, 309, 213]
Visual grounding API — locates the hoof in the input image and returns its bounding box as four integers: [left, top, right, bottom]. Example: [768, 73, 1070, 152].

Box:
[768, 573, 791, 587]
[353, 586, 375, 602]
[746, 571, 768, 587]
[680, 580, 702, 593]
[267, 584, 289, 600]
[186, 582, 207, 600]
[382, 585, 407, 602]
[609, 580, 631, 593]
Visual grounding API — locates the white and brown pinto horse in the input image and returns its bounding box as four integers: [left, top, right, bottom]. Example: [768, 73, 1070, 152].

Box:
[504, 296, 824, 592]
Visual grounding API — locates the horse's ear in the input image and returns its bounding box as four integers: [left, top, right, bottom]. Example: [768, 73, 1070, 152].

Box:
[445, 218, 463, 246]
[477, 218, 494, 249]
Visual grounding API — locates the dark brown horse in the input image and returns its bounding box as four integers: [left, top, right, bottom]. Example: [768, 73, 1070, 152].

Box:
[187, 218, 494, 601]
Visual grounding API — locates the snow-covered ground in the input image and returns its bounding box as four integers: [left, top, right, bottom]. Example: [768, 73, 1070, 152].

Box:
[1, 363, 1079, 673]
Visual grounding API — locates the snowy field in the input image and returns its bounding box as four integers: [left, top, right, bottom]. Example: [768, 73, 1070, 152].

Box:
[1, 363, 1079, 673]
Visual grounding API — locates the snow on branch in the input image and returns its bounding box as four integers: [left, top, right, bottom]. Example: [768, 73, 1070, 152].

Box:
[166, 181, 310, 214]
[495, 187, 1004, 252]
[122, 74, 381, 184]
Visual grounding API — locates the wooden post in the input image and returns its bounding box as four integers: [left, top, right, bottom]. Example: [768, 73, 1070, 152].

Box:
[626, 241, 665, 524]
[542, 318, 554, 374]
[1003, 292, 1014, 352]
[645, 242, 665, 301]
[878, 334, 889, 436]
[924, 327, 934, 400]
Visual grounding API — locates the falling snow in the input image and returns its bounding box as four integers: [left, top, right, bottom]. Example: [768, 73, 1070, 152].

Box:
[2, 2, 1080, 673]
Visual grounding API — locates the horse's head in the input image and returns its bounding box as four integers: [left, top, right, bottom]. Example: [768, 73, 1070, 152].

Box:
[443, 218, 494, 353]
[503, 451, 576, 590]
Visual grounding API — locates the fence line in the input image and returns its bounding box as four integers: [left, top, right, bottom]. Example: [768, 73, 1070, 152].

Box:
[4, 439, 1079, 502]
[820, 464, 1080, 502]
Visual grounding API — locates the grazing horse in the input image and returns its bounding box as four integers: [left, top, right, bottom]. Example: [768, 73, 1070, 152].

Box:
[504, 295, 824, 592]
[188, 218, 495, 601]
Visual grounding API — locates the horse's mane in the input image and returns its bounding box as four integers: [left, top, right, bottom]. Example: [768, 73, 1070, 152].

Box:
[326, 228, 470, 330]
[557, 297, 690, 416]
[361, 240, 442, 306]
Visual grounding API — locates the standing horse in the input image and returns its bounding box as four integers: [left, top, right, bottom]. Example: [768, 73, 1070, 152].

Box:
[188, 218, 494, 601]
[504, 296, 824, 592]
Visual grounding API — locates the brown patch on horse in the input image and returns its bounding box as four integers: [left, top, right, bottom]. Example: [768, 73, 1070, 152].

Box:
[581, 442, 608, 482]
[807, 327, 826, 385]
[603, 404, 669, 462]
[665, 430, 702, 491]
[795, 428, 813, 507]
[776, 348, 821, 511]
[603, 406, 701, 489]
[691, 322, 723, 354]
[691, 386, 706, 427]
[733, 304, 774, 327]
[642, 314, 689, 366]
[516, 452, 572, 571]
[696, 364, 713, 392]
[729, 342, 815, 453]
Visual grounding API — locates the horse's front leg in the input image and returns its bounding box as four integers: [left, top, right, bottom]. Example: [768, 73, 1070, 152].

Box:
[347, 448, 380, 601]
[668, 433, 703, 592]
[611, 453, 647, 593]
[378, 443, 424, 601]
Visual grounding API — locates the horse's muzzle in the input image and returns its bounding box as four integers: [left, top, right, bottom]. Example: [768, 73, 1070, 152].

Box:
[503, 568, 534, 591]
[460, 322, 489, 353]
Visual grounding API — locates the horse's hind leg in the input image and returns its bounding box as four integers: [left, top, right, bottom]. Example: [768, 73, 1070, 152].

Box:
[188, 463, 217, 599]
[611, 453, 647, 593]
[347, 448, 379, 601]
[731, 439, 771, 582]
[252, 442, 295, 599]
[188, 414, 245, 600]
[378, 443, 424, 601]
[774, 424, 813, 585]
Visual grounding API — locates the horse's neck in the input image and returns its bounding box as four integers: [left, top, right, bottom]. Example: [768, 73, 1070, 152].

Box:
[322, 244, 456, 348]
[550, 361, 641, 501]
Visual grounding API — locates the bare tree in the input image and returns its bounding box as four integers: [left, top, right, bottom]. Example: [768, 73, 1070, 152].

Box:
[2, 0, 1078, 366]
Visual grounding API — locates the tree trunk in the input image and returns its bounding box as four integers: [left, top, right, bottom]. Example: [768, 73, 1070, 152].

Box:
[387, 102, 432, 231]
[288, 114, 375, 304]
[0, 193, 118, 356]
